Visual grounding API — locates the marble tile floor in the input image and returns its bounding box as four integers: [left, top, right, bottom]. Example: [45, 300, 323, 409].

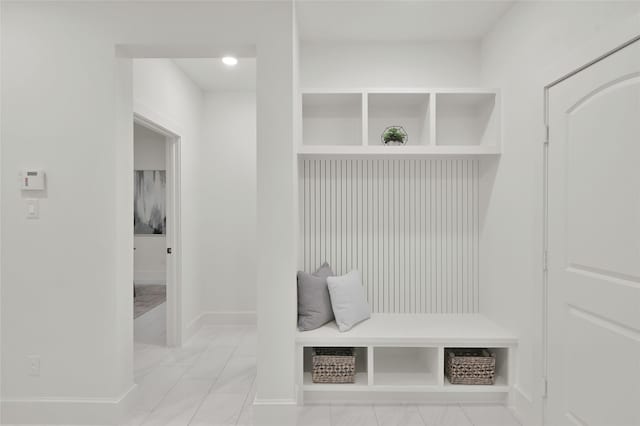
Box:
[122, 325, 522, 426]
[2, 325, 521, 425]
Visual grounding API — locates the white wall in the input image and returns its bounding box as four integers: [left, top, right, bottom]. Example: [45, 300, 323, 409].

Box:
[134, 124, 166, 171]
[301, 41, 481, 89]
[479, 2, 640, 424]
[133, 123, 167, 285]
[1, 2, 295, 424]
[201, 91, 257, 316]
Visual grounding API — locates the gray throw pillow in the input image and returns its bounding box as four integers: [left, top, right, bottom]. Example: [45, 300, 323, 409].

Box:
[297, 263, 335, 331]
[327, 270, 371, 332]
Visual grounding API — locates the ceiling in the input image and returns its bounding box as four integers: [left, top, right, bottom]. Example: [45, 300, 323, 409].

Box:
[296, 1, 514, 42]
[173, 58, 256, 92]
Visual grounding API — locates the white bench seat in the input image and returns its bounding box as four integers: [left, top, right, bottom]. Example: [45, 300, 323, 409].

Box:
[296, 313, 518, 347]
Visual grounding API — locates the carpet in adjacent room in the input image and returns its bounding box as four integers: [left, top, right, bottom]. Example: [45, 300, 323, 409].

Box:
[134, 284, 166, 318]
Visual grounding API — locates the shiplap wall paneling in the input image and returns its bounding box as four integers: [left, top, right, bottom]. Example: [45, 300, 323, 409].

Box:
[300, 159, 479, 314]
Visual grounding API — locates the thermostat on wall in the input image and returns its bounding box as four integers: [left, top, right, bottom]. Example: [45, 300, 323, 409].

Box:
[21, 170, 46, 191]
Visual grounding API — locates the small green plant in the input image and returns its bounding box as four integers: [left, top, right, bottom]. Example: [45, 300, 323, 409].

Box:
[382, 126, 408, 145]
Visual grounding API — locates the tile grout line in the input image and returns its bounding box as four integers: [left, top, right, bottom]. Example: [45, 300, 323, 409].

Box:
[371, 404, 382, 426]
[139, 347, 205, 423]
[186, 326, 250, 425]
[230, 327, 257, 426]
[139, 325, 225, 424]
[140, 329, 220, 424]
[416, 404, 428, 426]
[458, 402, 477, 426]
[138, 360, 199, 424]
[233, 374, 257, 426]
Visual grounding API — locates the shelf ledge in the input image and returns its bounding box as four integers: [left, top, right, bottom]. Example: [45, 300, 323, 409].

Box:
[296, 314, 518, 347]
[297, 145, 500, 158]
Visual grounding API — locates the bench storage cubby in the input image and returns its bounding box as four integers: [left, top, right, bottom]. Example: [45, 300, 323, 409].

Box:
[311, 347, 356, 384]
[296, 314, 517, 402]
[445, 348, 496, 385]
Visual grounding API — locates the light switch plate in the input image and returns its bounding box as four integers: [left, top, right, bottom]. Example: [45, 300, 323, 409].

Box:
[27, 355, 40, 376]
[26, 199, 39, 219]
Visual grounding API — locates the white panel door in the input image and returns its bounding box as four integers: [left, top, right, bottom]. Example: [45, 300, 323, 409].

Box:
[547, 40, 640, 426]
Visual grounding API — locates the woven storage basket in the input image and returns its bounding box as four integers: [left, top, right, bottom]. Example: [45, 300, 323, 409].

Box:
[312, 347, 356, 384]
[445, 348, 496, 385]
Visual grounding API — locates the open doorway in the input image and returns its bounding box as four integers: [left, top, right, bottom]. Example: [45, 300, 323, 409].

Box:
[133, 115, 181, 347]
[126, 55, 256, 407]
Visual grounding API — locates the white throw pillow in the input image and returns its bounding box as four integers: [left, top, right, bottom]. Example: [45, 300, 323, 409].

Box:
[326, 270, 371, 332]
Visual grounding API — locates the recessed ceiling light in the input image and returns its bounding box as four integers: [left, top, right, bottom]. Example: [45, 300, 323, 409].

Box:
[222, 56, 238, 66]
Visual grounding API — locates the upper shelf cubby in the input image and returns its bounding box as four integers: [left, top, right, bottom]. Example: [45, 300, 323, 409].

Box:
[299, 89, 500, 158]
[302, 93, 362, 146]
[368, 93, 431, 146]
[436, 92, 498, 147]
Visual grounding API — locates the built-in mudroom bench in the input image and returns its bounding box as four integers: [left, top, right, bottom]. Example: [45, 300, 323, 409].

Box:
[296, 314, 517, 403]
[296, 86, 518, 404]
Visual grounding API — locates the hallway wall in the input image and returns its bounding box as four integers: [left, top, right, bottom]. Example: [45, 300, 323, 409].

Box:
[201, 91, 257, 319]
[0, 2, 295, 424]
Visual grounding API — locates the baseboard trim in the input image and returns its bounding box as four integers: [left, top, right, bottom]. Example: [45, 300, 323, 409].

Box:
[510, 385, 537, 426]
[199, 311, 257, 326]
[133, 279, 166, 285]
[184, 311, 256, 342]
[303, 391, 507, 405]
[185, 311, 207, 342]
[253, 398, 297, 406]
[1, 384, 137, 425]
[252, 398, 298, 426]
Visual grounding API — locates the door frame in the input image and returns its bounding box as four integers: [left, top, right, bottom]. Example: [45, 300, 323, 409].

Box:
[542, 18, 640, 425]
[133, 111, 183, 347]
